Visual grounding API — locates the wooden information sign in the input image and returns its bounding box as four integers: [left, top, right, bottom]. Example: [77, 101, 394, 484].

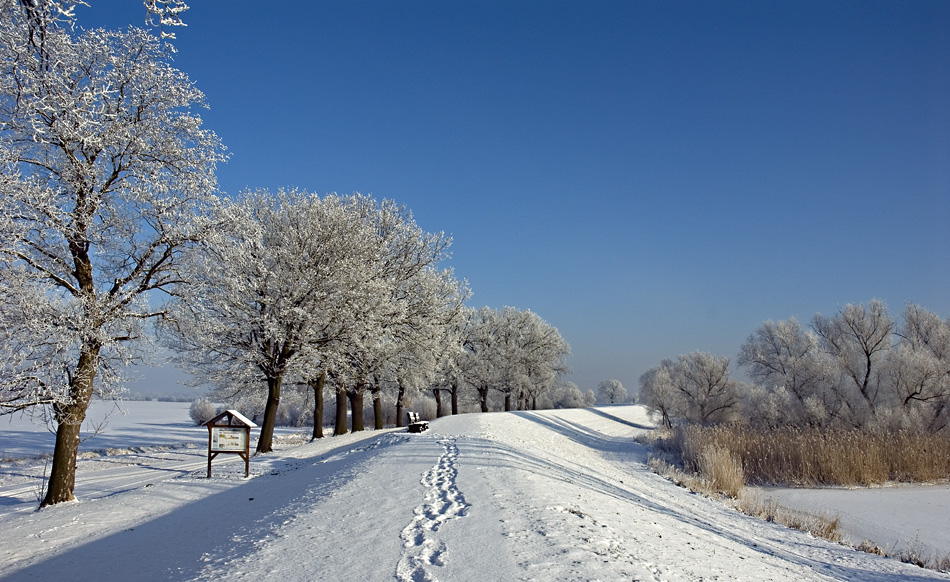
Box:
[204, 409, 257, 478]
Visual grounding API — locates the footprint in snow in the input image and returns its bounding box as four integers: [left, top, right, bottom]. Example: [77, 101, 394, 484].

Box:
[395, 438, 470, 582]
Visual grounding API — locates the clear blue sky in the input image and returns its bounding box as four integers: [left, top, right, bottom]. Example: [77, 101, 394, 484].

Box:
[84, 1, 950, 396]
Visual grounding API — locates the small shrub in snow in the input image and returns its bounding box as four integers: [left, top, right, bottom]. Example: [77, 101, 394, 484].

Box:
[189, 398, 218, 426]
[550, 382, 590, 409]
[417, 396, 438, 421]
[584, 389, 596, 407]
[889, 538, 950, 573]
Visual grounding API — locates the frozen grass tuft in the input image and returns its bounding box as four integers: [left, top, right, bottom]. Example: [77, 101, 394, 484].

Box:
[734, 489, 842, 542]
[885, 538, 950, 573]
[856, 537, 950, 572]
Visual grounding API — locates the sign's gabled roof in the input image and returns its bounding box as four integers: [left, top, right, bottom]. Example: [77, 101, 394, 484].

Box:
[205, 409, 258, 428]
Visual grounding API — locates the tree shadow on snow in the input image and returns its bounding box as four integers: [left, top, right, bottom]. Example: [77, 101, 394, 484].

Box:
[512, 410, 651, 463]
[584, 406, 655, 431]
[2, 433, 407, 582]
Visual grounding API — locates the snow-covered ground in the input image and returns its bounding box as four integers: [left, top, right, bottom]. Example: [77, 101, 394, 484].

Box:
[1, 403, 948, 581]
[1, 400, 199, 460]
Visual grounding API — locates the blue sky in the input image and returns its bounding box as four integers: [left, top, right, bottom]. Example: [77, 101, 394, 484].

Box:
[83, 1, 950, 396]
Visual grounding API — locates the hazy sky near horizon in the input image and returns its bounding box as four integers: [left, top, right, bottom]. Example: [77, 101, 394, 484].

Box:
[83, 1, 949, 396]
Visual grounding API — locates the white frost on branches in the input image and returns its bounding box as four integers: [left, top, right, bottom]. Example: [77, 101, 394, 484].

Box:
[597, 379, 627, 404]
[459, 306, 570, 412]
[647, 300, 950, 432]
[143, 0, 188, 39]
[161, 190, 469, 449]
[0, 3, 224, 505]
[0, 15, 224, 416]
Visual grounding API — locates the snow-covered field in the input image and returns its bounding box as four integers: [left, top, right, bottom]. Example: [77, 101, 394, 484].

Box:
[1, 403, 948, 581]
[1, 400, 199, 460]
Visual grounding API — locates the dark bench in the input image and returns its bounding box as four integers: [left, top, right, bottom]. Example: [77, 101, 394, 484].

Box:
[406, 411, 429, 433]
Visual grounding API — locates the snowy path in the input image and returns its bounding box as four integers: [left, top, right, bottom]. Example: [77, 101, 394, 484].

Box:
[396, 438, 471, 582]
[1, 407, 948, 581]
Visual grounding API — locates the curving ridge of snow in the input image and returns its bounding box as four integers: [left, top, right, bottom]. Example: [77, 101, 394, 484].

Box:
[1, 405, 948, 581]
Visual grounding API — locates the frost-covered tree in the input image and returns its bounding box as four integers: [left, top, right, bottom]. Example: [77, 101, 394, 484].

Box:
[458, 306, 501, 412]
[0, 6, 224, 505]
[390, 281, 468, 426]
[328, 197, 465, 432]
[735, 301, 950, 431]
[428, 320, 466, 418]
[162, 190, 381, 453]
[143, 0, 189, 39]
[164, 191, 466, 444]
[640, 352, 741, 426]
[458, 306, 569, 412]
[812, 300, 894, 424]
[882, 304, 950, 432]
[639, 362, 682, 428]
[674, 352, 741, 424]
[12, 0, 189, 36]
[368, 263, 467, 430]
[738, 318, 826, 400]
[737, 318, 838, 426]
[515, 309, 571, 410]
[550, 381, 595, 409]
[597, 379, 627, 404]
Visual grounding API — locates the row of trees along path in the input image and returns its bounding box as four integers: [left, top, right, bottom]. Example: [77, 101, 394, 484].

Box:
[0, 0, 571, 507]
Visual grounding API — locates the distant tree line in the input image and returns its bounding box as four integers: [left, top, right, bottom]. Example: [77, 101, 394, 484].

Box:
[639, 300, 950, 433]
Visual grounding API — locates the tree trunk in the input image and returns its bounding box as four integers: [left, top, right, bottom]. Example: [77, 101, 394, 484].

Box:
[334, 384, 348, 436]
[504, 391, 512, 412]
[479, 386, 489, 413]
[662, 410, 672, 429]
[397, 384, 409, 426]
[372, 386, 384, 430]
[42, 342, 99, 507]
[348, 387, 365, 432]
[309, 371, 326, 439]
[433, 387, 444, 418]
[256, 375, 282, 453]
[451, 383, 459, 415]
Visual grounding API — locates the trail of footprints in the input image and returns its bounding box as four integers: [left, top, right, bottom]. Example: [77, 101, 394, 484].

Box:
[396, 438, 470, 582]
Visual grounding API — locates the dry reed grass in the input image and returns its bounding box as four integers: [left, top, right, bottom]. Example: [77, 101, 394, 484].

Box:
[857, 539, 950, 572]
[697, 445, 745, 498]
[674, 425, 950, 487]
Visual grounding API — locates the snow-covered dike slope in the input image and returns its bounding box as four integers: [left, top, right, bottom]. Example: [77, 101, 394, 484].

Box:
[1, 406, 947, 581]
